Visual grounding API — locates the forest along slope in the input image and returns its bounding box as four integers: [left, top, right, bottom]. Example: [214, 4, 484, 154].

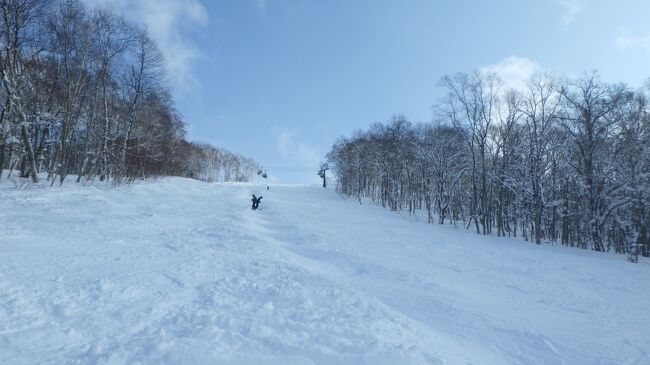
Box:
[0, 178, 649, 365]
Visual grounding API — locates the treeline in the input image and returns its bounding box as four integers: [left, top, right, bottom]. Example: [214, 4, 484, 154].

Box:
[328, 71, 649, 262]
[0, 0, 257, 185]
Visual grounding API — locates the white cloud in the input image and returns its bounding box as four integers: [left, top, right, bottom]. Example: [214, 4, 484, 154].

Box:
[274, 129, 295, 157]
[82, 0, 208, 92]
[272, 128, 322, 168]
[615, 33, 650, 52]
[557, 0, 588, 25]
[480, 56, 543, 91]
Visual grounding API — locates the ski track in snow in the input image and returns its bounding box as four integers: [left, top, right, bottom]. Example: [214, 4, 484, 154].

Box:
[1, 177, 649, 364]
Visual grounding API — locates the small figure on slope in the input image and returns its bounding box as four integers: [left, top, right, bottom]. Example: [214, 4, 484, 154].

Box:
[251, 194, 263, 210]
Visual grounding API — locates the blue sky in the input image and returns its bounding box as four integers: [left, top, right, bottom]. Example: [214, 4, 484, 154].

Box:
[88, 0, 650, 183]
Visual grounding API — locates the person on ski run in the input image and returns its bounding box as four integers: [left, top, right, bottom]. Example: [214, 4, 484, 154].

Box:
[251, 195, 263, 210]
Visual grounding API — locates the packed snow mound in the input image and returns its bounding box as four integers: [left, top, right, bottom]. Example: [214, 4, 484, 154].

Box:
[1, 177, 648, 365]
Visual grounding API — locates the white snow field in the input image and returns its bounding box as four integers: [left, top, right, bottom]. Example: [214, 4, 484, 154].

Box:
[1, 177, 649, 365]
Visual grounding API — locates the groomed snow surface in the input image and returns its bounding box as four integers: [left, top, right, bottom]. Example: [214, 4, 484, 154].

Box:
[1, 177, 649, 365]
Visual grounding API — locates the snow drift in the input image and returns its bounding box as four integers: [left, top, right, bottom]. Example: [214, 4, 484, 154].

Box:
[1, 177, 648, 364]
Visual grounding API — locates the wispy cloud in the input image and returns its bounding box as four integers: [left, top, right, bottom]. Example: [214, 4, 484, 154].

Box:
[481, 56, 543, 91]
[557, 0, 588, 25]
[272, 128, 322, 169]
[82, 0, 208, 92]
[615, 32, 650, 52]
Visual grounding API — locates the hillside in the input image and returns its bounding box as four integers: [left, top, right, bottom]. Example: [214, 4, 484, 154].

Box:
[1, 177, 649, 365]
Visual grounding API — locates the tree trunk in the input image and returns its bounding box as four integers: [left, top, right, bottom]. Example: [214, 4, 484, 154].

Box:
[20, 122, 38, 183]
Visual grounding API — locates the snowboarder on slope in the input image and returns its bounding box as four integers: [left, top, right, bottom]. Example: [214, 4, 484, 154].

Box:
[251, 195, 263, 210]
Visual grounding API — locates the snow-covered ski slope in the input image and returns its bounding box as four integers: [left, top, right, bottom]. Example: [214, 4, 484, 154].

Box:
[1, 177, 649, 365]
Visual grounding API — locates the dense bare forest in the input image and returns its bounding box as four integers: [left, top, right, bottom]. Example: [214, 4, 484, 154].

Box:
[328, 72, 650, 262]
[0, 0, 257, 185]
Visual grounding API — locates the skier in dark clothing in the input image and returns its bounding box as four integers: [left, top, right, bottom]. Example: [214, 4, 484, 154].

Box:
[251, 195, 263, 210]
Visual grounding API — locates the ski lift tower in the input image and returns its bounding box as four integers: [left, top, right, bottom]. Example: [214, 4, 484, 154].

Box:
[318, 163, 329, 188]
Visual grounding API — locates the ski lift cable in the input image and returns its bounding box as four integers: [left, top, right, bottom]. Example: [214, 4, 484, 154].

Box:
[259, 166, 322, 171]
